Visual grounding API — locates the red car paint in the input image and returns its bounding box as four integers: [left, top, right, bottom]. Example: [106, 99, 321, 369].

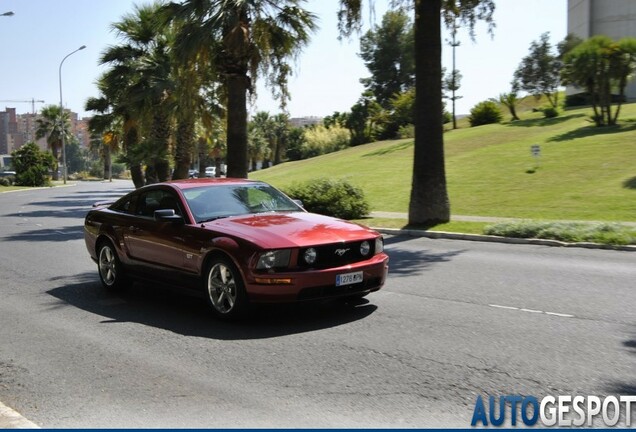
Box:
[84, 178, 389, 317]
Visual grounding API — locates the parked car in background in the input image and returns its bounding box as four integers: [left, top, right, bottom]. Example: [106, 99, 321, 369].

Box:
[84, 178, 389, 319]
[205, 166, 216, 177]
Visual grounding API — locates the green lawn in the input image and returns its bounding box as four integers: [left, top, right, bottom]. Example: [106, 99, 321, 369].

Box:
[251, 103, 636, 223]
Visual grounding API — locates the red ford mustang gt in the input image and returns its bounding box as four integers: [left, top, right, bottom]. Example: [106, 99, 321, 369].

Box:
[84, 178, 389, 318]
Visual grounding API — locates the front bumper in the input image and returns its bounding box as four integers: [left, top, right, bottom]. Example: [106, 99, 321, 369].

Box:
[244, 253, 389, 303]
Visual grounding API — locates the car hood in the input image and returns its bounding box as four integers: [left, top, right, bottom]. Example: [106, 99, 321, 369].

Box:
[204, 212, 378, 249]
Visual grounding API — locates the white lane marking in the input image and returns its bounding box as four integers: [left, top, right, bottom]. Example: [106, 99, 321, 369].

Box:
[489, 304, 574, 318]
[545, 311, 575, 318]
[489, 304, 519, 310]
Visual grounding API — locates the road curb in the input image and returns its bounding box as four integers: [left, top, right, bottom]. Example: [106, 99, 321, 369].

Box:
[0, 401, 39, 428]
[373, 227, 636, 252]
[0, 183, 77, 194]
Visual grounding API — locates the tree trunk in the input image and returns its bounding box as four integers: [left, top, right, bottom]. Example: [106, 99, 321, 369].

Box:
[130, 164, 144, 188]
[408, 0, 450, 227]
[124, 119, 145, 188]
[510, 105, 520, 121]
[103, 145, 111, 180]
[51, 145, 60, 181]
[612, 76, 626, 125]
[215, 157, 222, 177]
[198, 137, 207, 178]
[226, 73, 249, 178]
[173, 118, 195, 180]
[151, 110, 171, 182]
[274, 135, 285, 165]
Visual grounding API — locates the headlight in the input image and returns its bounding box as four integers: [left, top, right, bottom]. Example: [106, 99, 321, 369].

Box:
[360, 241, 371, 256]
[303, 247, 317, 265]
[256, 249, 291, 269]
[375, 236, 384, 254]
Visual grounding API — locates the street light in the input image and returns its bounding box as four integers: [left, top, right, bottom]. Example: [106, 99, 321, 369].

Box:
[1, 11, 14, 16]
[59, 45, 86, 184]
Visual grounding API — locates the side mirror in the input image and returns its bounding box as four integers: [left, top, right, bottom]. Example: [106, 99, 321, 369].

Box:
[154, 209, 184, 224]
[292, 199, 304, 209]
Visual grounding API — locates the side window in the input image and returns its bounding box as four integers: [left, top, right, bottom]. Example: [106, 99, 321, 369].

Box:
[136, 190, 163, 218]
[136, 190, 182, 218]
[110, 195, 137, 214]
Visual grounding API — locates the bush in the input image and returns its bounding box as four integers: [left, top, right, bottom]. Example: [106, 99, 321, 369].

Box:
[284, 178, 370, 220]
[468, 100, 503, 127]
[484, 221, 635, 246]
[11, 142, 54, 187]
[397, 124, 415, 139]
[0, 177, 12, 186]
[565, 92, 591, 107]
[301, 125, 351, 159]
[542, 106, 560, 118]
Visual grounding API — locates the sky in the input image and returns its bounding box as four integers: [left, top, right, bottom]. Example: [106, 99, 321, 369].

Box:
[0, 0, 567, 119]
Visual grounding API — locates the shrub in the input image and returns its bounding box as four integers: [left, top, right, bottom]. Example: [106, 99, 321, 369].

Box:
[397, 124, 415, 139]
[284, 178, 370, 220]
[11, 142, 55, 187]
[112, 163, 126, 178]
[468, 100, 503, 127]
[0, 177, 11, 186]
[542, 106, 560, 118]
[484, 221, 635, 246]
[301, 125, 351, 159]
[565, 92, 591, 107]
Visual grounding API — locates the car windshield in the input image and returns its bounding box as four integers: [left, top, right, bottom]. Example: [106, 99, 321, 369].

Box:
[183, 183, 301, 223]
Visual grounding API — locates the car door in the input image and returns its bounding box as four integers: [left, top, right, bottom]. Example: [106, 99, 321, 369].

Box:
[124, 188, 188, 271]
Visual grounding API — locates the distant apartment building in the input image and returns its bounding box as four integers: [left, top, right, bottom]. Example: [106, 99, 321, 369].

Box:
[0, 107, 91, 154]
[0, 108, 23, 154]
[289, 116, 323, 128]
[567, 0, 636, 100]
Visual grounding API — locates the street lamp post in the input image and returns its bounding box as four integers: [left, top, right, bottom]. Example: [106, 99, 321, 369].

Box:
[59, 45, 86, 184]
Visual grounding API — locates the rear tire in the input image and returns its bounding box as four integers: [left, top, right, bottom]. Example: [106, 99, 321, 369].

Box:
[97, 240, 128, 291]
[204, 257, 248, 319]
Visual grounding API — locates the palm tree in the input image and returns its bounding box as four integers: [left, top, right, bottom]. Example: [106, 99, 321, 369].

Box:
[99, 3, 176, 185]
[169, 25, 224, 180]
[497, 92, 520, 121]
[85, 96, 122, 181]
[95, 65, 145, 187]
[35, 105, 71, 181]
[338, 0, 494, 226]
[271, 113, 290, 165]
[166, 0, 317, 178]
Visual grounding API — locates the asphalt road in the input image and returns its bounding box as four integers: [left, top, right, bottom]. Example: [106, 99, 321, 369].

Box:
[0, 180, 634, 428]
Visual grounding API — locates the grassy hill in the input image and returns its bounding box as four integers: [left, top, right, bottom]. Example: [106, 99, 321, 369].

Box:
[251, 103, 636, 223]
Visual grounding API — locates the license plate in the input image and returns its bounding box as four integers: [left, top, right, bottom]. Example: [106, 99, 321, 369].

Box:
[336, 271, 363, 286]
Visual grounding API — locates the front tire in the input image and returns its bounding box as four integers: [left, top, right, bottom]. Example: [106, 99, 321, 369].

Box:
[204, 257, 248, 319]
[97, 240, 128, 291]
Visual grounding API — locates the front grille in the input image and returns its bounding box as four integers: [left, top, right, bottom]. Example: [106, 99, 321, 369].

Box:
[297, 240, 376, 269]
[298, 277, 383, 301]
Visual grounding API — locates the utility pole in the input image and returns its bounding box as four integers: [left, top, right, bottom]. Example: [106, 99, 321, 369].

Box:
[447, 19, 461, 130]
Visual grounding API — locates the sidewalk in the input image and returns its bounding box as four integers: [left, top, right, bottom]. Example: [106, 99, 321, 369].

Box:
[0, 402, 38, 428]
[370, 211, 636, 228]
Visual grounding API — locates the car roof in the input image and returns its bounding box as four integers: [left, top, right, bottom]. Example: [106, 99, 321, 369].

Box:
[160, 178, 262, 191]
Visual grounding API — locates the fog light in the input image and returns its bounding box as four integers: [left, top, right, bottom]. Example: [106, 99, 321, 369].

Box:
[360, 241, 370, 256]
[304, 247, 317, 265]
